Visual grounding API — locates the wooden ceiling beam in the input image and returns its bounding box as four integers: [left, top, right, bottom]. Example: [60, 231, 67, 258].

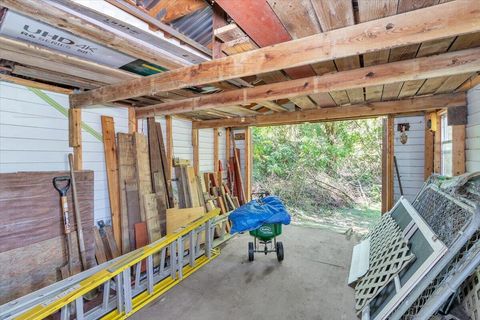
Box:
[134, 47, 480, 118]
[0, 0, 186, 70]
[192, 93, 466, 129]
[70, 0, 480, 108]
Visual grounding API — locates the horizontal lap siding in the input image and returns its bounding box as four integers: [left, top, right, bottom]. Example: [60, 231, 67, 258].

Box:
[0, 81, 128, 224]
[467, 85, 480, 173]
[394, 116, 425, 203]
[199, 129, 214, 172]
[82, 107, 128, 223]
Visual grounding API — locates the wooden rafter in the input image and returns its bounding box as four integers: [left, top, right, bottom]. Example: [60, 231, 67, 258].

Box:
[135, 48, 480, 118]
[70, 0, 480, 107]
[191, 93, 466, 129]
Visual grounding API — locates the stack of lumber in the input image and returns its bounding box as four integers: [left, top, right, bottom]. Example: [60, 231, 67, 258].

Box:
[0, 171, 95, 304]
[103, 117, 243, 258]
[102, 116, 174, 256]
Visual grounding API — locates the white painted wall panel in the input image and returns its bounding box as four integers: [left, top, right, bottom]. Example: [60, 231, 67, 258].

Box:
[199, 129, 214, 172]
[0, 81, 128, 224]
[467, 85, 480, 173]
[394, 115, 425, 202]
[81, 108, 128, 222]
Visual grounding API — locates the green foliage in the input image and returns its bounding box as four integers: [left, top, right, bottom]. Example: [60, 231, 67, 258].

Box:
[253, 119, 383, 214]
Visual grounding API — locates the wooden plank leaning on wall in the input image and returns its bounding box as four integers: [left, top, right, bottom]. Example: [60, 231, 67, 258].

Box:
[101, 116, 122, 250]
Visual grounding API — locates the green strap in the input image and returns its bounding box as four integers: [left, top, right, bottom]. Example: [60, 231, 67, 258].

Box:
[29, 88, 103, 142]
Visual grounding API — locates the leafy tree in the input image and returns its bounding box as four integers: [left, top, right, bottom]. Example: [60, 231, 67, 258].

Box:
[253, 118, 382, 215]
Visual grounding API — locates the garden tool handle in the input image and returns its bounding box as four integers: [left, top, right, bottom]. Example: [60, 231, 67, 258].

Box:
[53, 176, 71, 196]
[53, 176, 72, 234]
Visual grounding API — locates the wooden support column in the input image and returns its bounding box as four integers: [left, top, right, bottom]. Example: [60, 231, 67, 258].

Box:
[68, 108, 82, 170]
[225, 127, 231, 160]
[192, 128, 199, 175]
[424, 113, 434, 180]
[213, 128, 219, 172]
[245, 127, 252, 202]
[165, 115, 173, 179]
[387, 116, 394, 211]
[452, 124, 466, 176]
[382, 116, 394, 213]
[128, 107, 137, 133]
[434, 112, 443, 174]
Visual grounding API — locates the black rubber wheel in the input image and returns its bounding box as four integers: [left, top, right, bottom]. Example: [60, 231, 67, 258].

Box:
[248, 242, 254, 261]
[276, 242, 284, 262]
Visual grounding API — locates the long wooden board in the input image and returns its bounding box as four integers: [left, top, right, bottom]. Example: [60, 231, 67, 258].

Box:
[117, 133, 137, 253]
[101, 116, 122, 251]
[70, 0, 480, 107]
[133, 133, 153, 222]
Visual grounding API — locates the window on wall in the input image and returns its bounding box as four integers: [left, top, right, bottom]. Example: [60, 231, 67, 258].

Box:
[441, 113, 452, 176]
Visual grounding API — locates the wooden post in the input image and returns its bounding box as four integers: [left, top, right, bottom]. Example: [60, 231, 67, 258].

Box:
[387, 116, 394, 211]
[101, 116, 122, 249]
[128, 107, 137, 133]
[192, 128, 199, 175]
[213, 128, 219, 172]
[424, 113, 434, 180]
[165, 115, 173, 180]
[434, 111, 443, 174]
[452, 124, 466, 175]
[382, 116, 394, 213]
[225, 127, 231, 160]
[68, 108, 82, 170]
[245, 127, 252, 202]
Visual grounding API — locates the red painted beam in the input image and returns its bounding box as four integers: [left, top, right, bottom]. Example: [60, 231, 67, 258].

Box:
[216, 0, 315, 79]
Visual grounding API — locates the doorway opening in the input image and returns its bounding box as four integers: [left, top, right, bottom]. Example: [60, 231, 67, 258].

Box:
[252, 118, 383, 234]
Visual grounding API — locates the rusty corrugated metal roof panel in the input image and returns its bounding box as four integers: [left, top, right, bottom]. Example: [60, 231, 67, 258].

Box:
[170, 6, 212, 47]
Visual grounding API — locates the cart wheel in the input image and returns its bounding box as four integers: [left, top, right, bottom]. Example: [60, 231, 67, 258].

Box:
[248, 242, 254, 261]
[276, 242, 284, 262]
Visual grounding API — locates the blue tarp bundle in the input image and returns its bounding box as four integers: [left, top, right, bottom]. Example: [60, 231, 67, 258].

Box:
[229, 196, 291, 234]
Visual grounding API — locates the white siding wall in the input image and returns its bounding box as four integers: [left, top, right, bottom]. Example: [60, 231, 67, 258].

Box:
[467, 85, 480, 173]
[199, 129, 214, 172]
[393, 115, 425, 202]
[82, 108, 128, 222]
[0, 81, 128, 224]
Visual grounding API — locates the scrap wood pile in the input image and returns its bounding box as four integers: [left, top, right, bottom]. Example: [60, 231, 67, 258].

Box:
[98, 117, 245, 265]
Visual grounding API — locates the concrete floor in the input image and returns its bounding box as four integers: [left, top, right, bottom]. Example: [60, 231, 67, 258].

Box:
[132, 225, 358, 320]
